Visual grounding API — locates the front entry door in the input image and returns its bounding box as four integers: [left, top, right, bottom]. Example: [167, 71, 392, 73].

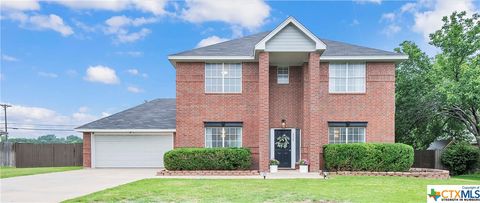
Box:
[274, 129, 292, 168]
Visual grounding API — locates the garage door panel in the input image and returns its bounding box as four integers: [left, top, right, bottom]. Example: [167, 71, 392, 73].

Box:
[94, 134, 173, 168]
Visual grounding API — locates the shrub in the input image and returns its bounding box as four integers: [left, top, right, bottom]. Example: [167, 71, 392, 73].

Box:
[441, 142, 480, 175]
[324, 143, 414, 172]
[270, 159, 279, 165]
[164, 148, 252, 170]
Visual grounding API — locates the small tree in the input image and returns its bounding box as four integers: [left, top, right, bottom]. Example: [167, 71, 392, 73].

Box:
[429, 11, 480, 147]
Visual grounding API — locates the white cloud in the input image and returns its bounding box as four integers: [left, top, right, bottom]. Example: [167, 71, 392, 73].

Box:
[6, 104, 102, 138]
[127, 69, 148, 78]
[412, 0, 477, 40]
[104, 16, 156, 43]
[115, 51, 143, 57]
[53, 0, 168, 16]
[4, 12, 74, 36]
[381, 13, 396, 22]
[196, 35, 229, 48]
[400, 2, 417, 13]
[101, 112, 111, 117]
[382, 24, 402, 36]
[133, 0, 168, 16]
[127, 69, 139, 75]
[0, 0, 40, 11]
[353, 0, 382, 4]
[127, 86, 143, 93]
[38, 71, 58, 78]
[29, 14, 74, 36]
[84, 65, 119, 84]
[1, 54, 19, 62]
[181, 0, 270, 30]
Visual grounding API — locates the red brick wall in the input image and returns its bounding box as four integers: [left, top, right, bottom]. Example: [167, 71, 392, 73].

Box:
[258, 52, 270, 171]
[175, 59, 396, 171]
[83, 132, 91, 168]
[318, 62, 396, 143]
[269, 66, 304, 128]
[176, 62, 261, 169]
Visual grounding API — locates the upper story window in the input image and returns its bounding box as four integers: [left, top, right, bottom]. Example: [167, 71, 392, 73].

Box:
[277, 67, 289, 84]
[205, 63, 242, 93]
[329, 62, 366, 93]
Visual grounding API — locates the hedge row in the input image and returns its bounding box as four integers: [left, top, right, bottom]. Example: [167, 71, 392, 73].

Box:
[324, 143, 414, 172]
[164, 148, 252, 170]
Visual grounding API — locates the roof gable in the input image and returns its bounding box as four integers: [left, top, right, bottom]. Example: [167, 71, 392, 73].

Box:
[255, 16, 326, 52]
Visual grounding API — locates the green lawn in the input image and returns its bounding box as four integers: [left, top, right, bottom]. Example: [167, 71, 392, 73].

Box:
[65, 175, 480, 203]
[0, 166, 82, 179]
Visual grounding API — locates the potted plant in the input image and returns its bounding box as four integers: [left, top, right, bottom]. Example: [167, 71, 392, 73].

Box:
[270, 159, 279, 173]
[299, 159, 309, 173]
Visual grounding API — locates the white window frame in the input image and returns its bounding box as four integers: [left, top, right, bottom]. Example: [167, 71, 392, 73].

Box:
[329, 62, 366, 93]
[277, 66, 289, 84]
[328, 127, 366, 144]
[205, 63, 242, 93]
[205, 127, 243, 148]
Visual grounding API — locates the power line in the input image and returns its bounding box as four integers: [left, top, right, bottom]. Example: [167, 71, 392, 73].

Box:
[8, 127, 75, 132]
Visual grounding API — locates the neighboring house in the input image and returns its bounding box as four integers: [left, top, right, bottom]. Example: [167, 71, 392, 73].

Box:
[77, 17, 407, 171]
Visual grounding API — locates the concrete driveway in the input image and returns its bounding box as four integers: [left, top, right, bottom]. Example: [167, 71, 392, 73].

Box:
[1, 168, 158, 203]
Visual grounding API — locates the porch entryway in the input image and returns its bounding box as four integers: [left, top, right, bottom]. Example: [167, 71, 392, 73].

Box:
[270, 128, 301, 169]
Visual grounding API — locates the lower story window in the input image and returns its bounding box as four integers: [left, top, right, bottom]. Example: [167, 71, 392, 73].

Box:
[328, 127, 366, 144]
[205, 122, 242, 147]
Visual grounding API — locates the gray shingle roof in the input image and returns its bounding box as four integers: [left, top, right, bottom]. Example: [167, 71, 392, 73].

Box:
[170, 31, 403, 57]
[76, 98, 176, 130]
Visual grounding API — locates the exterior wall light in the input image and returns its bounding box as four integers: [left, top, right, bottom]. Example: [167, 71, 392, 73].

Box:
[281, 119, 286, 128]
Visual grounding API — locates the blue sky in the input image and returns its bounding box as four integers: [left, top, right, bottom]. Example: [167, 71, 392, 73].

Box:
[1, 0, 478, 138]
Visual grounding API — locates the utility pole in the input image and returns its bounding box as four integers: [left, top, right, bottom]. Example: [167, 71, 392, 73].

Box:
[0, 104, 12, 142]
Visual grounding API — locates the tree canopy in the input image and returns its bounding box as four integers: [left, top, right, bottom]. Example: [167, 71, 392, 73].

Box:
[395, 11, 479, 149]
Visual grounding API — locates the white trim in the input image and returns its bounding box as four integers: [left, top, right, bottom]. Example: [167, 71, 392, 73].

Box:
[91, 133, 96, 168]
[270, 128, 296, 169]
[321, 55, 408, 61]
[168, 56, 254, 60]
[255, 17, 327, 52]
[76, 129, 176, 133]
[277, 66, 289, 84]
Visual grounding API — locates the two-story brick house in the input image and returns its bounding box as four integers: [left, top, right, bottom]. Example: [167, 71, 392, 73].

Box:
[77, 17, 407, 171]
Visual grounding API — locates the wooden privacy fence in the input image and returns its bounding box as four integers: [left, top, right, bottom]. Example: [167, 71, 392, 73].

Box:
[0, 143, 83, 168]
[0, 142, 15, 167]
[412, 149, 446, 169]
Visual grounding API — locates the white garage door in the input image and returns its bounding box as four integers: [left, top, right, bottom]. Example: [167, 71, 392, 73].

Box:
[93, 133, 173, 168]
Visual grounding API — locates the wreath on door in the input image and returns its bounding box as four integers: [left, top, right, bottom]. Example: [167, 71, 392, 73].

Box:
[275, 134, 290, 149]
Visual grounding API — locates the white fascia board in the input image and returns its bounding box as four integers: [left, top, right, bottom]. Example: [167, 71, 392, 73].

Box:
[320, 55, 409, 61]
[168, 56, 254, 60]
[254, 16, 327, 52]
[168, 56, 256, 68]
[75, 129, 176, 133]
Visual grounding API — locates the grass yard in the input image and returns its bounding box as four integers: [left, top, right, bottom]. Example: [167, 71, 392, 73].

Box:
[65, 174, 480, 203]
[0, 166, 82, 179]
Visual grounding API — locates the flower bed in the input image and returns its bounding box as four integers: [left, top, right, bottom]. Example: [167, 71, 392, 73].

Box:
[327, 168, 449, 179]
[157, 169, 259, 176]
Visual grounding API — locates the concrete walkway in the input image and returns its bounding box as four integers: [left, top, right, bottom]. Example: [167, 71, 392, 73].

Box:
[1, 169, 158, 203]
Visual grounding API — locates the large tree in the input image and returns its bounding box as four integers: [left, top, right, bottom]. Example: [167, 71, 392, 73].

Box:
[429, 11, 480, 147]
